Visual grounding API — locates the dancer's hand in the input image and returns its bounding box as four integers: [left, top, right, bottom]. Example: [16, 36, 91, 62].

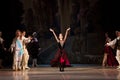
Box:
[49, 28, 54, 32]
[105, 43, 108, 46]
[38, 48, 41, 51]
[67, 27, 71, 31]
[4, 48, 6, 51]
[28, 36, 32, 40]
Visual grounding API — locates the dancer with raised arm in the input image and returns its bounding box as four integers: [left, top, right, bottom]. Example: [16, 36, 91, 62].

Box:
[49, 27, 71, 72]
[28, 32, 40, 67]
[102, 32, 118, 67]
[21, 31, 32, 70]
[106, 30, 120, 69]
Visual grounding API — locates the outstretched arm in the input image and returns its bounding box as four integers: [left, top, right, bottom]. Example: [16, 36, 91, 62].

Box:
[106, 38, 117, 46]
[24, 36, 32, 43]
[64, 27, 71, 42]
[49, 28, 59, 42]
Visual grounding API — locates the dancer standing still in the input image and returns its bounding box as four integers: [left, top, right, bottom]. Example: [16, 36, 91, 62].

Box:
[49, 27, 71, 72]
[11, 30, 24, 71]
[28, 32, 40, 67]
[0, 31, 6, 68]
[102, 32, 118, 67]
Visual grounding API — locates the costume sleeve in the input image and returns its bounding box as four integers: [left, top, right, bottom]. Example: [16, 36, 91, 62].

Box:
[10, 38, 16, 52]
[107, 38, 117, 46]
[24, 37, 31, 43]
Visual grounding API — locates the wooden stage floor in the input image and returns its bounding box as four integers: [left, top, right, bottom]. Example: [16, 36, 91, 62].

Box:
[0, 64, 119, 80]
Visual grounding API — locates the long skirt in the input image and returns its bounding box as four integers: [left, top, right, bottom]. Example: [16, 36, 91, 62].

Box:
[50, 49, 71, 67]
[104, 46, 118, 66]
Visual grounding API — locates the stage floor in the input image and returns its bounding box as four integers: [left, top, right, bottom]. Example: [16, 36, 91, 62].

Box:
[0, 64, 119, 80]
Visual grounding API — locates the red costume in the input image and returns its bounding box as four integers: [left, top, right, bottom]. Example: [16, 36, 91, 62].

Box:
[50, 43, 71, 71]
[104, 45, 118, 66]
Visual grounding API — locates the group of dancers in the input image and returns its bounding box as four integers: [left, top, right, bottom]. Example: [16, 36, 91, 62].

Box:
[0, 29, 40, 71]
[10, 30, 42, 71]
[102, 30, 120, 69]
[2, 27, 120, 71]
[10, 30, 32, 71]
[0, 27, 71, 72]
